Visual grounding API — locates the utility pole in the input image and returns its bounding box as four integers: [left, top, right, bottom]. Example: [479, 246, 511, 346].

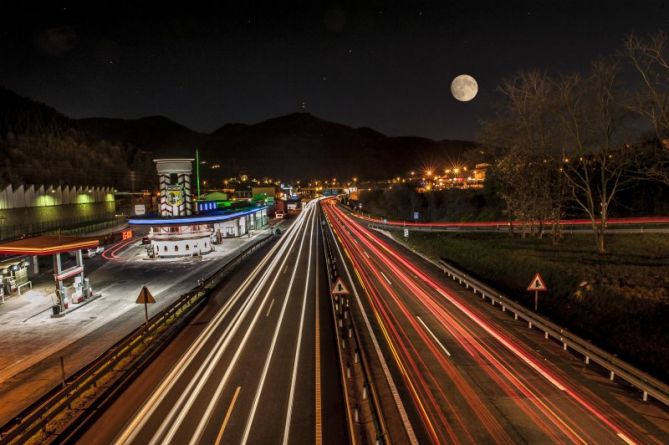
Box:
[195, 149, 201, 200]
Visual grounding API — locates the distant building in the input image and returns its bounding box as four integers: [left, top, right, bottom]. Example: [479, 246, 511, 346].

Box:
[473, 163, 489, 181]
[234, 185, 252, 199]
[251, 186, 277, 198]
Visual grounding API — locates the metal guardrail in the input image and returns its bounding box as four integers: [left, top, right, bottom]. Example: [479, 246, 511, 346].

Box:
[320, 207, 387, 445]
[364, 221, 669, 235]
[383, 235, 669, 408]
[0, 233, 273, 445]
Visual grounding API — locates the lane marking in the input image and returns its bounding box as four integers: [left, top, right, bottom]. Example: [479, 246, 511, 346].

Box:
[282, 208, 316, 444]
[265, 299, 275, 317]
[315, 211, 322, 445]
[115, 223, 299, 445]
[416, 315, 452, 357]
[363, 251, 370, 259]
[240, 207, 315, 444]
[139, 211, 308, 445]
[283, 264, 288, 274]
[214, 386, 241, 445]
[184, 209, 313, 445]
[380, 271, 392, 286]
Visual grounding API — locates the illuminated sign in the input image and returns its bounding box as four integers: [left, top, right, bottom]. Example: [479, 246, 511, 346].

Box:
[122, 230, 133, 240]
[128, 206, 268, 225]
[198, 202, 217, 211]
[166, 185, 184, 206]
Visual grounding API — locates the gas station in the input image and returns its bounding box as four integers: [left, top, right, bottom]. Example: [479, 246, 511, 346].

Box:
[0, 236, 99, 316]
[129, 158, 268, 258]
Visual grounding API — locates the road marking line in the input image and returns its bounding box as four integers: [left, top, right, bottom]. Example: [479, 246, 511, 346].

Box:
[181, 209, 305, 445]
[283, 264, 288, 274]
[115, 227, 294, 445]
[282, 207, 316, 444]
[241, 207, 315, 444]
[214, 386, 241, 445]
[145, 212, 307, 445]
[380, 271, 392, 286]
[363, 251, 370, 259]
[265, 298, 275, 317]
[416, 315, 451, 357]
[315, 215, 322, 445]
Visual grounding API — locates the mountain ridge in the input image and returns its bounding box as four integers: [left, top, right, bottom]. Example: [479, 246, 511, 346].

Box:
[1, 86, 478, 184]
[78, 111, 477, 179]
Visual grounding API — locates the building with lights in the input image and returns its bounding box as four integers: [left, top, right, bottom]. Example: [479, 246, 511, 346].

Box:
[129, 159, 268, 258]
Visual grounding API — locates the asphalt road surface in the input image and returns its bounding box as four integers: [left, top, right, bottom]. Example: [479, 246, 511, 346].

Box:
[323, 200, 669, 445]
[76, 201, 347, 445]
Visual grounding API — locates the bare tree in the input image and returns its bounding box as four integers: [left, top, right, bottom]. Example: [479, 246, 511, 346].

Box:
[481, 70, 566, 241]
[624, 32, 669, 138]
[624, 32, 669, 185]
[557, 59, 634, 254]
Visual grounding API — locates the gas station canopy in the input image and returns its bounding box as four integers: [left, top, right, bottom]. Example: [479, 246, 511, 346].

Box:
[0, 236, 99, 256]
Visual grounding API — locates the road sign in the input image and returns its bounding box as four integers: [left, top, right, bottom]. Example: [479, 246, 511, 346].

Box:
[526, 273, 548, 292]
[331, 277, 350, 295]
[136, 285, 156, 304]
[136, 285, 156, 327]
[413, 211, 420, 220]
[527, 273, 547, 312]
[403, 228, 409, 238]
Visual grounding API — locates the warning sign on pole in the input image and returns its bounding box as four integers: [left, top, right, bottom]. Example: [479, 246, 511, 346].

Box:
[527, 273, 547, 312]
[136, 285, 156, 327]
[331, 277, 350, 295]
[136, 286, 156, 304]
[526, 273, 548, 292]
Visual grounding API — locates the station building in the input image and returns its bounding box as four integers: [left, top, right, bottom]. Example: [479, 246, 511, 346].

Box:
[129, 159, 268, 258]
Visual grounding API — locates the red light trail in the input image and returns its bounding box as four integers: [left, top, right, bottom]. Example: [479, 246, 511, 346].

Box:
[322, 200, 656, 444]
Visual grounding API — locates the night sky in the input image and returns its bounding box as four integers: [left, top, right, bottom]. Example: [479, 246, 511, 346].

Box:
[2, 1, 669, 141]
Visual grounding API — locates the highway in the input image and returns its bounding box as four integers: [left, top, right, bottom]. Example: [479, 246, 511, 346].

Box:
[76, 201, 346, 445]
[322, 200, 669, 444]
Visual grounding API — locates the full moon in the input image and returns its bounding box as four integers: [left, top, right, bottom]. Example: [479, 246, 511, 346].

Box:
[451, 74, 478, 102]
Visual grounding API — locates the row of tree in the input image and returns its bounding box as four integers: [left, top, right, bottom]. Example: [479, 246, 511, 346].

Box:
[0, 87, 155, 190]
[482, 32, 669, 254]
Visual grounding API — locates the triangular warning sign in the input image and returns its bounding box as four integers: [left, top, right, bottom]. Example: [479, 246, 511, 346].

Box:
[527, 273, 548, 292]
[136, 286, 156, 304]
[331, 277, 350, 295]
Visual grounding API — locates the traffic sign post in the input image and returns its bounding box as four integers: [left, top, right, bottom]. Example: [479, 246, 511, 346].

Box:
[136, 285, 156, 328]
[526, 272, 548, 311]
[331, 276, 350, 296]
